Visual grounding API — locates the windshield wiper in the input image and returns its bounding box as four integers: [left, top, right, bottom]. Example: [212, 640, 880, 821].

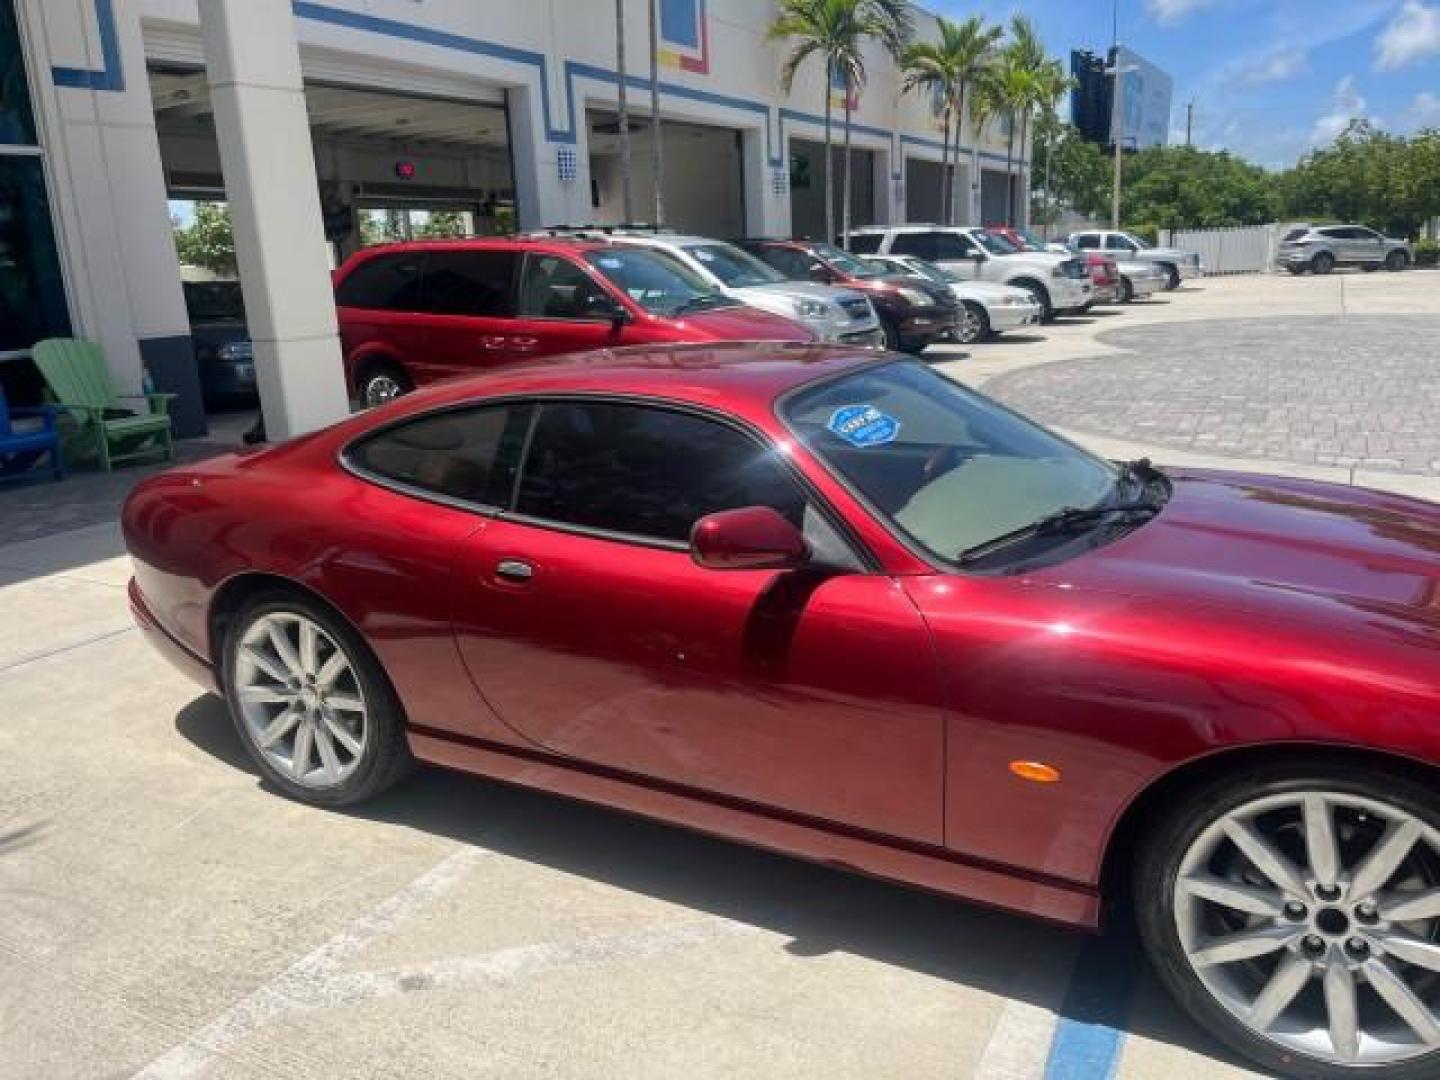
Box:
[957, 500, 1159, 566]
[674, 294, 735, 314]
[1115, 457, 1169, 507]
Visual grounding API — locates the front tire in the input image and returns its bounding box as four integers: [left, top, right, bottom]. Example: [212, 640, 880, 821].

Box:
[1160, 264, 1181, 290]
[1136, 761, 1440, 1079]
[223, 590, 414, 807]
[1016, 280, 1054, 321]
[358, 361, 413, 409]
[1386, 251, 1409, 272]
[955, 302, 990, 344]
[1118, 276, 1135, 303]
[1312, 252, 1336, 275]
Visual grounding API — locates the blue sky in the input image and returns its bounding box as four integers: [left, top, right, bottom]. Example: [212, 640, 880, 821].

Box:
[933, 0, 1440, 168]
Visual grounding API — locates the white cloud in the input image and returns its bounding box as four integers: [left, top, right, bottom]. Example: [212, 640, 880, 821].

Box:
[1145, 0, 1215, 25]
[1238, 49, 1309, 84]
[1374, 0, 1440, 70]
[1310, 76, 1374, 146]
[1407, 90, 1440, 127]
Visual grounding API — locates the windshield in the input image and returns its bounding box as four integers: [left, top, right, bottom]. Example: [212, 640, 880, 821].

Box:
[1121, 232, 1152, 249]
[782, 362, 1118, 563]
[583, 249, 736, 317]
[811, 242, 886, 278]
[889, 258, 953, 285]
[975, 231, 1020, 255]
[183, 282, 245, 321]
[682, 243, 785, 287]
[1014, 227, 1050, 251]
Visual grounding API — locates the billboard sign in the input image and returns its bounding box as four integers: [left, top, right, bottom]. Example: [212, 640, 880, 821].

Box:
[1111, 46, 1172, 148]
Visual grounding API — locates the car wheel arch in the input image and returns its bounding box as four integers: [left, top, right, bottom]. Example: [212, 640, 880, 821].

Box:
[1096, 741, 1440, 920]
[352, 350, 409, 390]
[1008, 277, 1051, 316]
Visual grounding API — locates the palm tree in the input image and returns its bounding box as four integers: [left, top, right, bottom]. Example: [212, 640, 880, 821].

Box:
[1033, 65, 1075, 238]
[900, 15, 1000, 224]
[983, 51, 1046, 226]
[769, 0, 911, 243]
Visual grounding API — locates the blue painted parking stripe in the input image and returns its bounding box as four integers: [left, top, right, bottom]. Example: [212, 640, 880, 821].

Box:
[1043, 934, 1140, 1080]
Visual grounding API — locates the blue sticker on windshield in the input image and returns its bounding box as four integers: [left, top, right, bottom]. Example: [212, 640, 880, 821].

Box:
[828, 404, 900, 448]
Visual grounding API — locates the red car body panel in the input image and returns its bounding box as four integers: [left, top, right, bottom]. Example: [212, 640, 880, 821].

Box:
[123, 343, 1440, 932]
[335, 239, 815, 397]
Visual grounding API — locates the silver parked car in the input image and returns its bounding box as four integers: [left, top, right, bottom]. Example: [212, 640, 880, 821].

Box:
[861, 254, 1043, 343]
[1065, 230, 1204, 290]
[1278, 225, 1413, 275]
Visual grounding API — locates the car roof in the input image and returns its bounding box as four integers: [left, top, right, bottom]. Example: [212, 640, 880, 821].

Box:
[355, 342, 887, 430]
[341, 235, 614, 263]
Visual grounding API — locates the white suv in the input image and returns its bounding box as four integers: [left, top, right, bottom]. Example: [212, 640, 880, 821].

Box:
[847, 226, 1092, 321]
[540, 228, 884, 345]
[1064, 230, 1203, 289]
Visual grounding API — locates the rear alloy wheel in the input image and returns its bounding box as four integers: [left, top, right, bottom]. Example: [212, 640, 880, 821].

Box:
[955, 302, 990, 344]
[224, 593, 413, 806]
[360, 363, 412, 409]
[1312, 252, 1336, 275]
[1138, 766, 1440, 1079]
[1386, 250, 1409, 272]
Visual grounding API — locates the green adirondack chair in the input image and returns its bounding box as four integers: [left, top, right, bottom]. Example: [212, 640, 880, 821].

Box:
[32, 338, 176, 471]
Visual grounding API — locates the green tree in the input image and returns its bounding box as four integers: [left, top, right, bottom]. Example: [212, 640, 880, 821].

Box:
[1031, 115, 1111, 222]
[1120, 145, 1280, 233]
[769, 0, 912, 242]
[979, 55, 1044, 225]
[1280, 122, 1440, 238]
[900, 14, 1001, 224]
[417, 210, 468, 238]
[172, 202, 236, 275]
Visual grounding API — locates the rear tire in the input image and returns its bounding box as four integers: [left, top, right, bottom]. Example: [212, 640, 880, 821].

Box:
[1160, 264, 1181, 290]
[358, 360, 413, 409]
[1135, 760, 1440, 1080]
[1118, 276, 1135, 303]
[1312, 252, 1336, 275]
[1386, 250, 1409, 272]
[955, 302, 990, 344]
[222, 589, 414, 808]
[881, 318, 901, 351]
[1287, 265, 1306, 275]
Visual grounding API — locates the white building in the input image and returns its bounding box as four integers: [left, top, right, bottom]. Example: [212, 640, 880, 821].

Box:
[5, 0, 1031, 437]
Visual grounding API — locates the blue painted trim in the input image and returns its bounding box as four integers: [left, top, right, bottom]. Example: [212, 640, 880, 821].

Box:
[1041, 935, 1138, 1080]
[51, 0, 125, 92]
[288, 2, 1029, 174]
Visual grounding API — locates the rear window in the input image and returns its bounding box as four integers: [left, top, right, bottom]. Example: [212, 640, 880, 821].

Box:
[347, 404, 530, 506]
[1282, 228, 1308, 242]
[847, 234, 881, 254]
[336, 253, 424, 311]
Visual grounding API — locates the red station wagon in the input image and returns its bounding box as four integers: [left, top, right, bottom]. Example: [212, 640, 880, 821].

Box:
[334, 237, 814, 407]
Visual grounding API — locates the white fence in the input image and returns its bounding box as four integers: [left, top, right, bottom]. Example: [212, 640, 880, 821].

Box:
[1159, 223, 1307, 275]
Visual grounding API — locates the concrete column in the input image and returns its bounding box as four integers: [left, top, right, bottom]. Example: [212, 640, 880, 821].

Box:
[741, 126, 788, 236]
[508, 83, 592, 229]
[199, 0, 347, 439]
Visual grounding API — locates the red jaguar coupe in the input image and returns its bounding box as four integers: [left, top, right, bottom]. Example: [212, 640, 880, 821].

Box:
[123, 343, 1440, 1079]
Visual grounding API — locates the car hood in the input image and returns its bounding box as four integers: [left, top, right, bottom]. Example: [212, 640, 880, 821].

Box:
[676, 304, 816, 341]
[1114, 259, 1163, 276]
[1137, 246, 1193, 260]
[731, 282, 867, 306]
[1043, 469, 1440, 644]
[994, 251, 1069, 267]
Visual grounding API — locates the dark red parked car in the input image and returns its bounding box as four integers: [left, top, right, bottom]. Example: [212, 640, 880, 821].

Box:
[125, 344, 1440, 1079]
[734, 238, 958, 354]
[334, 236, 814, 408]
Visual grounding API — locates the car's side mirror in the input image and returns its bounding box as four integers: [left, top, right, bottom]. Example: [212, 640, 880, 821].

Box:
[690, 506, 810, 571]
[808, 263, 834, 284]
[583, 292, 630, 326]
[972, 252, 986, 264]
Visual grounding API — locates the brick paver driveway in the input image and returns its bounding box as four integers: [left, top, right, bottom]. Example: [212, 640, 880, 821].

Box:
[983, 313, 1440, 475]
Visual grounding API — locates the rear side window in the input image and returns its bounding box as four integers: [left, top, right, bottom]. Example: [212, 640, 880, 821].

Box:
[421, 250, 517, 316]
[348, 404, 531, 506]
[518, 255, 611, 319]
[1282, 228, 1308, 242]
[847, 234, 881, 254]
[336, 254, 424, 311]
[515, 401, 808, 544]
[890, 233, 938, 260]
[750, 245, 813, 280]
[1073, 234, 1100, 249]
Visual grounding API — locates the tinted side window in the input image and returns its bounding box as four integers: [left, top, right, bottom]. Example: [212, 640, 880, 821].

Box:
[847, 234, 881, 254]
[517, 254, 611, 319]
[932, 233, 975, 259]
[890, 233, 938, 260]
[421, 250, 517, 316]
[753, 246, 812, 280]
[1104, 234, 1134, 250]
[1073, 234, 1100, 249]
[336, 254, 424, 311]
[516, 402, 808, 543]
[1319, 228, 1346, 239]
[349, 404, 530, 506]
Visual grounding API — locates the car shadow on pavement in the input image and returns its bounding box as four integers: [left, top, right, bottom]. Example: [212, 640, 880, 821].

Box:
[175, 693, 1259, 1074]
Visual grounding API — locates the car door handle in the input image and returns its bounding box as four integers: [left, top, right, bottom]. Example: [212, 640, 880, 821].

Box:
[494, 559, 535, 583]
[509, 336, 539, 352]
[480, 335, 507, 351]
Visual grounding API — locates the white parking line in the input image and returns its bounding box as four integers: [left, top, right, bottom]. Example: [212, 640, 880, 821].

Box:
[973, 962, 1076, 1079]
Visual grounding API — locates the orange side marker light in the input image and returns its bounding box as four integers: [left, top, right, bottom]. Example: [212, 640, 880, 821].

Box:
[1009, 761, 1062, 784]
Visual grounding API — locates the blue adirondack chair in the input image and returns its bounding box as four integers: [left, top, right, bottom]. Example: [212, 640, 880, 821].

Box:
[0, 380, 64, 482]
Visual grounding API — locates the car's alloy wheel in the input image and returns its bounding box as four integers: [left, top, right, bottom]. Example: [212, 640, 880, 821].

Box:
[1313, 252, 1336, 275]
[955, 302, 989, 344]
[233, 612, 368, 788]
[224, 593, 413, 806]
[1144, 773, 1440, 1078]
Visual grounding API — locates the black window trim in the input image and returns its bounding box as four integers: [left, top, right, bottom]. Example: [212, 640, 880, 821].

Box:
[516, 250, 627, 323]
[339, 391, 879, 571]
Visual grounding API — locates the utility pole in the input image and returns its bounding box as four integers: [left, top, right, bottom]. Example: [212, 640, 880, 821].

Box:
[648, 0, 665, 227]
[1185, 99, 1194, 146]
[616, 0, 634, 225]
[1111, 64, 1125, 229]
